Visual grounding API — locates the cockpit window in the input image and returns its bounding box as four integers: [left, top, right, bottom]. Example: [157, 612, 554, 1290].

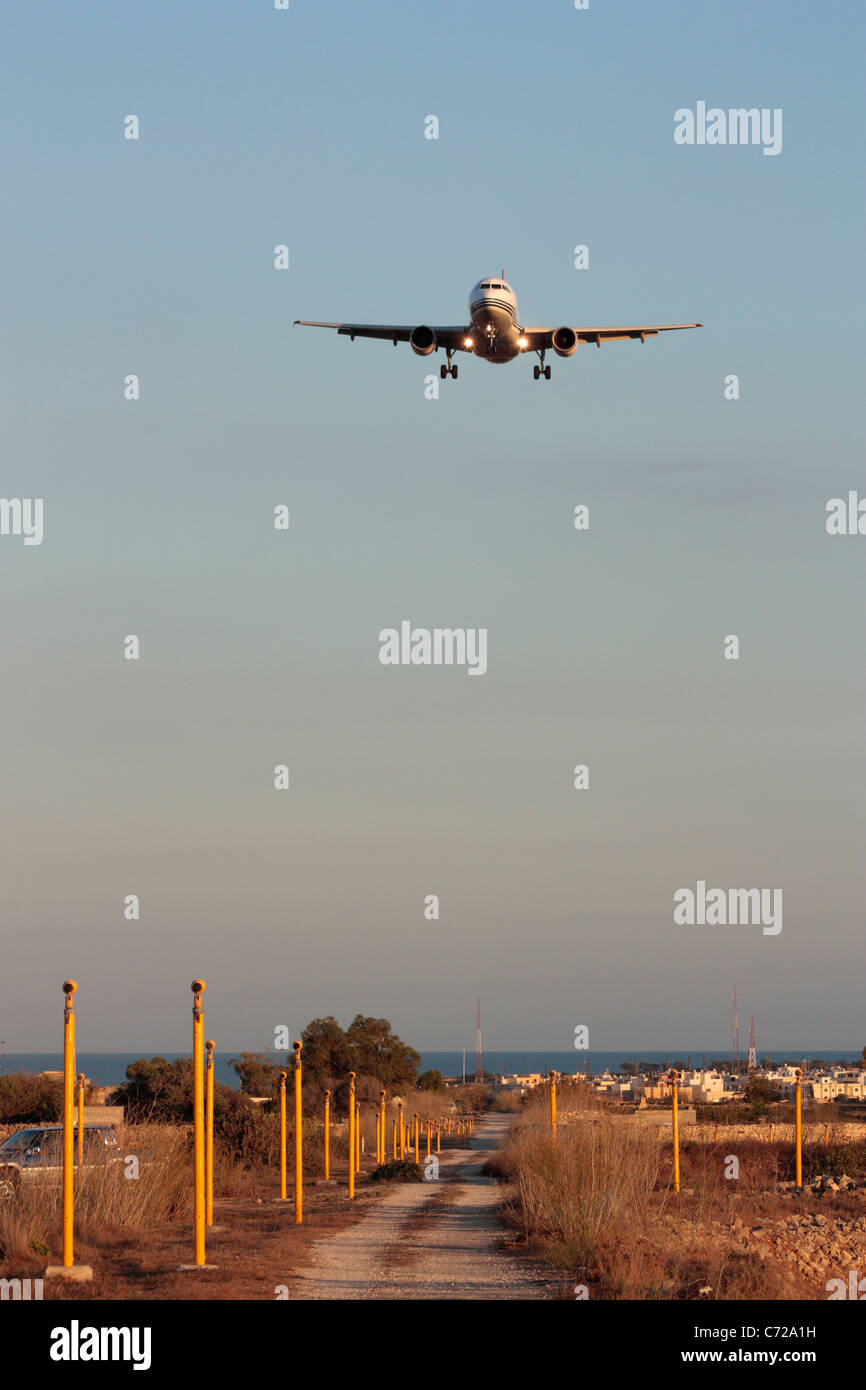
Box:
[480, 282, 491, 288]
[491, 282, 502, 289]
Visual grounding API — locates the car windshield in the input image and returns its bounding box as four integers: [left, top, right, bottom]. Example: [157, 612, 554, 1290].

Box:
[0, 1129, 43, 1153]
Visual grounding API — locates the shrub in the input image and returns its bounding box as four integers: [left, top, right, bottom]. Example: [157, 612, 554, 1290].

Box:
[418, 1070, 444, 1092]
[370, 1160, 422, 1183]
[0, 1074, 63, 1124]
[504, 1118, 660, 1266]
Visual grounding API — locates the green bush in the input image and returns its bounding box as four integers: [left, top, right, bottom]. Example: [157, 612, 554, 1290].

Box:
[370, 1159, 422, 1183]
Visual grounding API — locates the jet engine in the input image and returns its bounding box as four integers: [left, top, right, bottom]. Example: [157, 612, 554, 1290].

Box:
[409, 325, 436, 357]
[552, 326, 578, 357]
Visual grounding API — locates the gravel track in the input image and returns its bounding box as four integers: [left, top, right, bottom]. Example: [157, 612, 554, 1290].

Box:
[293, 1115, 554, 1300]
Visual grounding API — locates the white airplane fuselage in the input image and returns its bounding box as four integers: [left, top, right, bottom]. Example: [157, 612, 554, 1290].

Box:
[467, 276, 523, 362]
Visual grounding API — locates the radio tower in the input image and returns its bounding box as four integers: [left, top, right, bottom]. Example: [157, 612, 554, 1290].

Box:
[475, 998, 482, 1083]
[748, 1014, 757, 1073]
[731, 983, 740, 1076]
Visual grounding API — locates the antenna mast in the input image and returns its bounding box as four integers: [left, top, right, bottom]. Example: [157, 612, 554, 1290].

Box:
[475, 997, 482, 1083]
[732, 983, 740, 1076]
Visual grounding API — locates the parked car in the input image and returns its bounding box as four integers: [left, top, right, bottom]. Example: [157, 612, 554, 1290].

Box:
[0, 1124, 120, 1197]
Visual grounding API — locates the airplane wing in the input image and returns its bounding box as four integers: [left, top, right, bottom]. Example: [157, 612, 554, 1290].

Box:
[521, 322, 702, 349]
[293, 321, 472, 350]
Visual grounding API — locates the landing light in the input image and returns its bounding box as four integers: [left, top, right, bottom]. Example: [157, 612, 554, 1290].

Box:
[517, 336, 527, 349]
[464, 337, 473, 348]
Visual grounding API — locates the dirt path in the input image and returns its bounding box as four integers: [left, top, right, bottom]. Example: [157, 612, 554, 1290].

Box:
[291, 1115, 554, 1300]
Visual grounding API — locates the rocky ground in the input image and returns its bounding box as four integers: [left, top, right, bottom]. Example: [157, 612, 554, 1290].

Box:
[717, 1177, 866, 1292]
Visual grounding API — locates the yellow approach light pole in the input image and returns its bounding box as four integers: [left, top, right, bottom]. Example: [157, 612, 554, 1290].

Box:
[671, 1069, 681, 1194]
[279, 1071, 287, 1199]
[399, 1101, 405, 1159]
[379, 1090, 386, 1164]
[549, 1071, 557, 1137]
[62, 981, 77, 1266]
[205, 1040, 215, 1226]
[324, 1090, 330, 1181]
[191, 980, 207, 1266]
[42, 981, 93, 1284]
[355, 1100, 361, 1173]
[795, 1069, 803, 1189]
[77, 1073, 85, 1171]
[294, 1040, 303, 1224]
[348, 1073, 356, 1199]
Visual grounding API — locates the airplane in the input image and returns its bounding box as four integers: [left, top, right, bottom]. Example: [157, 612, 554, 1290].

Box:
[294, 271, 701, 380]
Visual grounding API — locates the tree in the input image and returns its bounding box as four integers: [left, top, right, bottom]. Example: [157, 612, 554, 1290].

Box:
[231, 1051, 284, 1096]
[300, 1017, 357, 1088]
[418, 1069, 444, 1092]
[743, 1076, 781, 1117]
[345, 1015, 420, 1089]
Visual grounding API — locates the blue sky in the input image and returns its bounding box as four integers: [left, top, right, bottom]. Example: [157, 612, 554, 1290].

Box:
[1, 0, 864, 1052]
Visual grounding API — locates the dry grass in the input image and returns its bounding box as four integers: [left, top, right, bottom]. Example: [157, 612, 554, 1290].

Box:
[503, 1117, 659, 1267]
[499, 1118, 831, 1299]
[0, 1127, 191, 1267]
[0, 1102, 456, 1282]
[0, 1118, 387, 1295]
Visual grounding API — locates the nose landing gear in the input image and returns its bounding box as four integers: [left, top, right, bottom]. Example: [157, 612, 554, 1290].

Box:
[533, 349, 551, 380]
[440, 349, 458, 380]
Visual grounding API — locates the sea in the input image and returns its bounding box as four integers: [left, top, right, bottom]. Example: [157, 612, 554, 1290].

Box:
[1, 1050, 860, 1090]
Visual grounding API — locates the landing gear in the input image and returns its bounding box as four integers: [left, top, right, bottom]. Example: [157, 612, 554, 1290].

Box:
[533, 349, 550, 380]
[441, 349, 458, 380]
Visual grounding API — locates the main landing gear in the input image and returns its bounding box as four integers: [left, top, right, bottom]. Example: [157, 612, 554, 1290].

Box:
[533, 349, 551, 381]
[440, 350, 458, 380]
